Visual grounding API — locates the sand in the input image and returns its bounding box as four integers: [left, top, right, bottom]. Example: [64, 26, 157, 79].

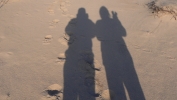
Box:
[0, 0, 177, 100]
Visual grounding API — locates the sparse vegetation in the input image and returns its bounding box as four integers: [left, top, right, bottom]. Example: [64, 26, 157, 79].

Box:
[147, 0, 177, 20]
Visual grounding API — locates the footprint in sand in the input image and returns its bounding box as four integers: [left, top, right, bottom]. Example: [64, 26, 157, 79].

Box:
[58, 36, 68, 46]
[48, 9, 55, 15]
[58, 32, 76, 46]
[43, 35, 53, 45]
[59, 0, 71, 16]
[55, 53, 66, 65]
[47, 1, 57, 15]
[59, 1, 68, 15]
[47, 0, 70, 16]
[49, 19, 60, 28]
[41, 84, 63, 100]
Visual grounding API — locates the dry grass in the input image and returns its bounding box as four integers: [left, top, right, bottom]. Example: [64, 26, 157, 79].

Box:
[147, 0, 177, 20]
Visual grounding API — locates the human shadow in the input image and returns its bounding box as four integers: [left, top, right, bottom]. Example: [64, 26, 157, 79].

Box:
[95, 6, 145, 100]
[63, 8, 96, 100]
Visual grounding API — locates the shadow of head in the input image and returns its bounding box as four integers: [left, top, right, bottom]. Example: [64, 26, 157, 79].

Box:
[99, 6, 110, 19]
[77, 8, 88, 19]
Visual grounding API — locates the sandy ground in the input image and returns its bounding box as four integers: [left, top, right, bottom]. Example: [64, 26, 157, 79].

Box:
[0, 0, 177, 100]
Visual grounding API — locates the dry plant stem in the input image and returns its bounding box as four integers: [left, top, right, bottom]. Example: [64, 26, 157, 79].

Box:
[147, 0, 177, 20]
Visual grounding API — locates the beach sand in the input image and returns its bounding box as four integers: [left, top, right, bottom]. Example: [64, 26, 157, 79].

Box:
[0, 0, 177, 100]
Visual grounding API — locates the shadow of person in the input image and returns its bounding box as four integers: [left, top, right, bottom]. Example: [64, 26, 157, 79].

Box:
[63, 8, 96, 100]
[95, 6, 145, 100]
